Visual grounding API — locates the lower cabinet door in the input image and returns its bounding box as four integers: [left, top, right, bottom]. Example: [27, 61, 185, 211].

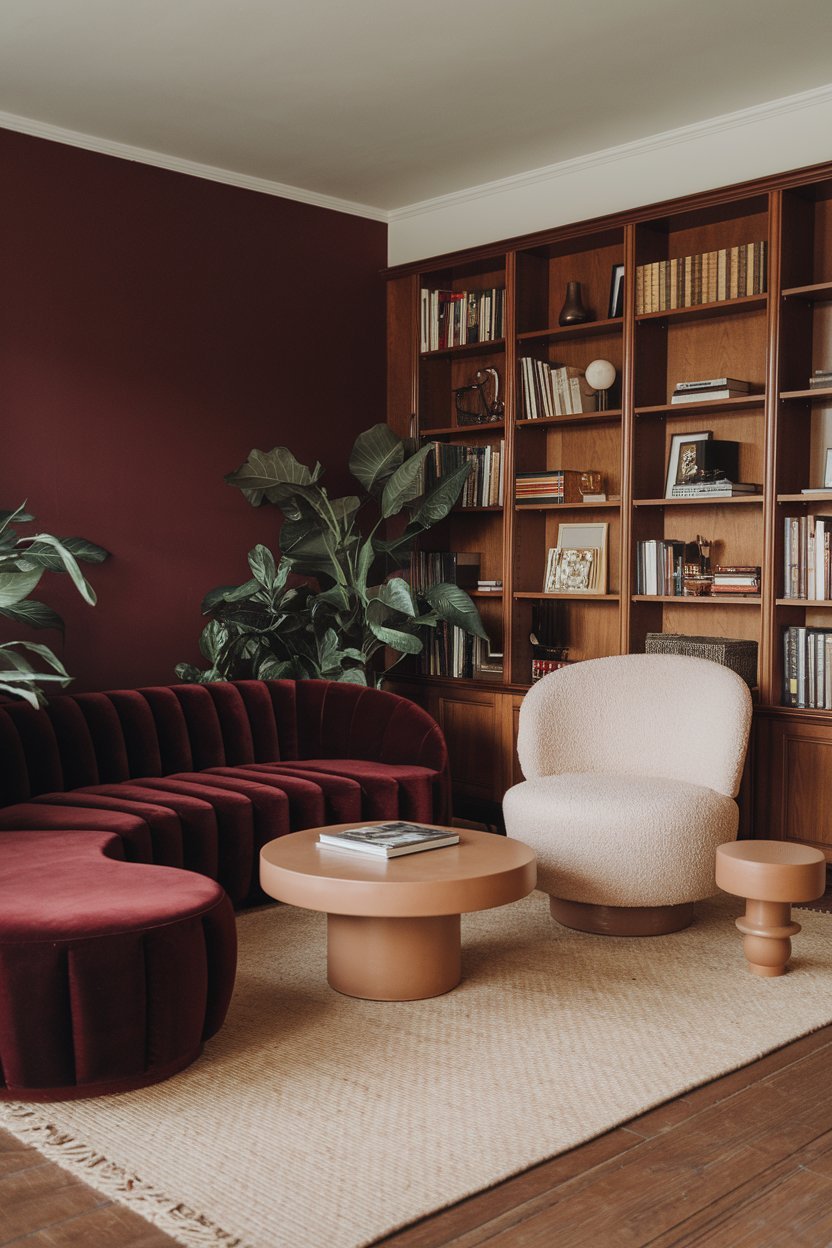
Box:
[755, 713, 832, 860]
[434, 686, 502, 805]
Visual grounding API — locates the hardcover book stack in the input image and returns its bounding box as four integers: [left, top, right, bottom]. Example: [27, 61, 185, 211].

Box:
[783, 626, 832, 709]
[635, 539, 686, 596]
[670, 377, 753, 405]
[420, 287, 505, 352]
[518, 358, 596, 419]
[515, 470, 584, 506]
[712, 565, 761, 596]
[783, 514, 832, 600]
[808, 368, 832, 389]
[636, 242, 767, 314]
[424, 441, 505, 508]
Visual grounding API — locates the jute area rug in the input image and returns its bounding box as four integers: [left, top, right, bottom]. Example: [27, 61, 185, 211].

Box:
[2, 891, 832, 1248]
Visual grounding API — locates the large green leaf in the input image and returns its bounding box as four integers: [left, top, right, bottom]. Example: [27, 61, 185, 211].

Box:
[0, 503, 34, 534]
[24, 536, 109, 569]
[370, 577, 417, 618]
[422, 582, 488, 640]
[380, 445, 433, 518]
[368, 620, 424, 654]
[0, 639, 72, 680]
[0, 568, 42, 608]
[225, 448, 322, 506]
[349, 425, 404, 495]
[248, 545, 277, 588]
[409, 461, 473, 528]
[19, 533, 97, 604]
[0, 599, 64, 631]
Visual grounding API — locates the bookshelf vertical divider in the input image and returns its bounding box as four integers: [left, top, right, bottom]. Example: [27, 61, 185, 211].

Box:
[386, 161, 832, 857]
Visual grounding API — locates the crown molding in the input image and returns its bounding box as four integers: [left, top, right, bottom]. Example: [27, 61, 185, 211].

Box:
[389, 81, 832, 222]
[0, 108, 389, 222]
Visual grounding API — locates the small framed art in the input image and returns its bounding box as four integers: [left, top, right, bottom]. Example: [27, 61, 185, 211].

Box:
[665, 431, 712, 498]
[545, 521, 609, 593]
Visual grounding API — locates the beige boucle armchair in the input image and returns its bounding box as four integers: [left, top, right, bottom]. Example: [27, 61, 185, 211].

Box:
[503, 654, 753, 935]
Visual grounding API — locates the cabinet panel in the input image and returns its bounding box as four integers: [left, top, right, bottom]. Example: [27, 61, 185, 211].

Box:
[435, 689, 502, 802]
[756, 715, 832, 859]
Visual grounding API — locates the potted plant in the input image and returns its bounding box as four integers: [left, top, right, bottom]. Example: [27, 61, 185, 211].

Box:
[0, 503, 109, 706]
[177, 425, 487, 687]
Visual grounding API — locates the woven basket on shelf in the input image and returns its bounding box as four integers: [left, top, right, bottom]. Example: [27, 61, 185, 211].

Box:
[644, 633, 758, 688]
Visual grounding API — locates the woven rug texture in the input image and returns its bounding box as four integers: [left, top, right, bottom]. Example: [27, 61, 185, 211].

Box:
[2, 892, 832, 1248]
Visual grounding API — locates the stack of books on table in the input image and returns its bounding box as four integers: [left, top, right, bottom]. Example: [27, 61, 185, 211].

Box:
[711, 566, 761, 596]
[670, 378, 753, 405]
[318, 822, 459, 858]
[808, 369, 832, 389]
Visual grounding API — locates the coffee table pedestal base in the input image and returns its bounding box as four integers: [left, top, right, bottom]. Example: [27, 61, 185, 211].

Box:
[326, 913, 461, 1001]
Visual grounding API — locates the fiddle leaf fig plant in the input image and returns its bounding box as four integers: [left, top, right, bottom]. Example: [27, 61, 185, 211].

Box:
[0, 503, 109, 707]
[176, 425, 487, 687]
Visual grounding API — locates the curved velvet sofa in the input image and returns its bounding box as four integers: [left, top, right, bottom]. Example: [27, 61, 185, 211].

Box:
[0, 679, 449, 1101]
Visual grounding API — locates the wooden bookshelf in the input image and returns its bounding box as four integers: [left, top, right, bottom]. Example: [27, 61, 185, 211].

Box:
[385, 160, 832, 858]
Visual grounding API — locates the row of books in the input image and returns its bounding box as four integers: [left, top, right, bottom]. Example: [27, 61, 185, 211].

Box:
[518, 358, 594, 419]
[783, 626, 832, 709]
[670, 377, 753, 405]
[424, 440, 505, 508]
[712, 566, 761, 595]
[516, 469, 584, 506]
[635, 540, 685, 596]
[420, 287, 505, 352]
[409, 550, 480, 594]
[635, 242, 767, 314]
[783, 514, 832, 602]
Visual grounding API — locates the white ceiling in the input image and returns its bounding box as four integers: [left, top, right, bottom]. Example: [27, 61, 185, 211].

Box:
[1, 0, 832, 214]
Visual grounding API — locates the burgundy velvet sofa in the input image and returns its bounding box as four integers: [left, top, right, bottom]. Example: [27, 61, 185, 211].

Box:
[0, 679, 449, 1101]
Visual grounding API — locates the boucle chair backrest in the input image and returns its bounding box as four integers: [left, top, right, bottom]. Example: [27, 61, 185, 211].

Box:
[516, 654, 752, 797]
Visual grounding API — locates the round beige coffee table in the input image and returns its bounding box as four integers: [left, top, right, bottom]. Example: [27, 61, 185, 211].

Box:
[260, 825, 537, 1001]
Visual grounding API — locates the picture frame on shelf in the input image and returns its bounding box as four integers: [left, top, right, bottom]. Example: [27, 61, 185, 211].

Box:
[665, 431, 713, 498]
[544, 521, 609, 593]
[608, 264, 625, 319]
[825, 447, 832, 489]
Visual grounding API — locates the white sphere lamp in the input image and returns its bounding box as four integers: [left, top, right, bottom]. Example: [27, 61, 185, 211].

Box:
[584, 359, 616, 410]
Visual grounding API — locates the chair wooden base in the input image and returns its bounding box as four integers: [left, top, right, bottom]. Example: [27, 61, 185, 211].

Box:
[549, 896, 695, 936]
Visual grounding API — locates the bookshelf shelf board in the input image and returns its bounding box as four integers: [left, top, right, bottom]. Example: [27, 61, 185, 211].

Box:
[420, 422, 505, 437]
[516, 317, 623, 344]
[781, 281, 832, 302]
[420, 339, 505, 360]
[516, 409, 623, 428]
[635, 294, 767, 324]
[780, 387, 832, 402]
[633, 496, 764, 507]
[635, 396, 765, 418]
[632, 594, 761, 605]
[775, 598, 832, 608]
[514, 501, 620, 512]
[513, 591, 620, 601]
[469, 590, 504, 598]
[777, 492, 832, 503]
[451, 505, 503, 513]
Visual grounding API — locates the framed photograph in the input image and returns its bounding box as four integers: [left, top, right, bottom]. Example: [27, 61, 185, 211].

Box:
[546, 522, 609, 593]
[608, 263, 625, 319]
[665, 430, 712, 498]
[825, 447, 832, 489]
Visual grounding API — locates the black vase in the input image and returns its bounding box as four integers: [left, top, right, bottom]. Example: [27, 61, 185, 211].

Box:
[558, 281, 591, 326]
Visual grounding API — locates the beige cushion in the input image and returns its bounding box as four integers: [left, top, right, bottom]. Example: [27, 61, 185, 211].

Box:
[504, 772, 739, 907]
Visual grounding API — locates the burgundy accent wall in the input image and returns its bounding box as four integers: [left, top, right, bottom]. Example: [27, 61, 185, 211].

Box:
[0, 128, 386, 691]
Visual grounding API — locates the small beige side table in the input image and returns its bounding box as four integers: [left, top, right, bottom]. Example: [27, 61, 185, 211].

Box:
[260, 825, 536, 1001]
[715, 840, 827, 977]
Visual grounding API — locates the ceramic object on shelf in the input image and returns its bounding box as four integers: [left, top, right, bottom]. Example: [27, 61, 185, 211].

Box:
[558, 281, 591, 326]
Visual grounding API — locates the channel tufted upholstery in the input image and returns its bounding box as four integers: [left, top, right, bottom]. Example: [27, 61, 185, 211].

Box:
[0, 679, 449, 1100]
